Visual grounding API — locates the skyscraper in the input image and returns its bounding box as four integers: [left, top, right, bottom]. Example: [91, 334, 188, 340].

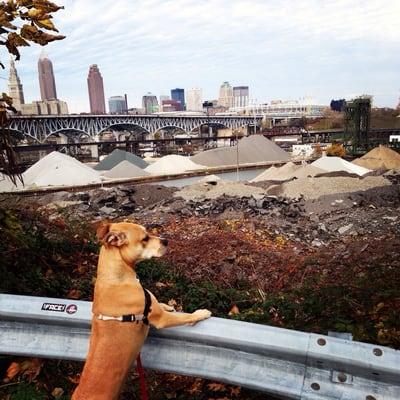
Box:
[87, 64, 106, 114]
[8, 58, 25, 111]
[171, 88, 185, 111]
[38, 51, 57, 101]
[233, 86, 249, 108]
[186, 88, 203, 111]
[142, 93, 158, 114]
[218, 82, 233, 108]
[108, 96, 127, 114]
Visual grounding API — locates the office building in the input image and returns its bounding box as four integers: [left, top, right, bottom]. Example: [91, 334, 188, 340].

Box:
[87, 64, 106, 114]
[161, 99, 181, 112]
[218, 82, 233, 108]
[108, 96, 127, 114]
[160, 94, 170, 105]
[9, 58, 68, 115]
[233, 86, 249, 108]
[8, 58, 25, 112]
[186, 88, 203, 111]
[171, 88, 185, 111]
[142, 93, 158, 114]
[38, 50, 57, 101]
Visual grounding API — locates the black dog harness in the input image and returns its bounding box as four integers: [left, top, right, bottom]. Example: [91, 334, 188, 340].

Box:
[97, 285, 152, 325]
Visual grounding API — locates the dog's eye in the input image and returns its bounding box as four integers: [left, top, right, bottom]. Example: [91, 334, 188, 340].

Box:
[142, 235, 150, 243]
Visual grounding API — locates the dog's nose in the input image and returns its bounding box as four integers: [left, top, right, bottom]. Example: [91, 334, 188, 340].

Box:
[161, 238, 169, 246]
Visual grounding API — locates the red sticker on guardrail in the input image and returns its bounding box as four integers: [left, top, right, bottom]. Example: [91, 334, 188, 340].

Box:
[66, 304, 78, 314]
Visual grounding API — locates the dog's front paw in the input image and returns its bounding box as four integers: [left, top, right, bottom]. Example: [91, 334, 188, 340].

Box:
[189, 309, 212, 325]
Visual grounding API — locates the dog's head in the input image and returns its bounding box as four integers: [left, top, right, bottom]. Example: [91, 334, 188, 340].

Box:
[96, 221, 168, 265]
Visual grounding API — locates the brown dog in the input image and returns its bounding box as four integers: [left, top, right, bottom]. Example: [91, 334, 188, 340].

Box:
[72, 221, 211, 400]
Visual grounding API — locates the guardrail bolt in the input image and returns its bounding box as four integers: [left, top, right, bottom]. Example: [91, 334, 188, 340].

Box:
[373, 348, 383, 356]
[311, 383, 320, 391]
[337, 372, 347, 383]
[317, 338, 326, 346]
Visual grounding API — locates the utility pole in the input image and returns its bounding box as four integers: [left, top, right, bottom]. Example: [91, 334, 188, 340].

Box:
[253, 98, 257, 135]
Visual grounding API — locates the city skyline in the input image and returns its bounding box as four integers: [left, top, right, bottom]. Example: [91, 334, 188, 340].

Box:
[2, 0, 399, 113]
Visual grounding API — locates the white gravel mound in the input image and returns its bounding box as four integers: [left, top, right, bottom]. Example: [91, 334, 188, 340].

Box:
[1, 151, 103, 192]
[312, 156, 370, 176]
[103, 160, 149, 179]
[145, 155, 205, 175]
[197, 174, 222, 183]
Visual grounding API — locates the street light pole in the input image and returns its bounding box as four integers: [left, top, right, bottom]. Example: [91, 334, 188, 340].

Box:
[253, 98, 257, 135]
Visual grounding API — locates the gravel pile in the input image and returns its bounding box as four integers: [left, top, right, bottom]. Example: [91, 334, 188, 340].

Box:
[251, 162, 300, 182]
[190, 135, 289, 167]
[175, 180, 266, 201]
[145, 155, 204, 175]
[268, 176, 391, 200]
[1, 151, 103, 192]
[353, 145, 400, 170]
[94, 149, 148, 170]
[312, 156, 371, 176]
[103, 160, 150, 179]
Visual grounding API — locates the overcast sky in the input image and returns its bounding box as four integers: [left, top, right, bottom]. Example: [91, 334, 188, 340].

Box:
[2, 0, 399, 113]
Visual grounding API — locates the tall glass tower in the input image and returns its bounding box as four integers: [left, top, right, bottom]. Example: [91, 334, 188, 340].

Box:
[171, 88, 185, 111]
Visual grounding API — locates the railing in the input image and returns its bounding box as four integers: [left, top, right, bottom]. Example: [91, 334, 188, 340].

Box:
[1, 294, 399, 400]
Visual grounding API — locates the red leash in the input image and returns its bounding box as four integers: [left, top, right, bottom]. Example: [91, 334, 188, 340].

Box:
[136, 353, 149, 400]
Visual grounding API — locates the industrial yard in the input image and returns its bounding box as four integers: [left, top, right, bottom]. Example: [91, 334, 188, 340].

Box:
[1, 138, 399, 399]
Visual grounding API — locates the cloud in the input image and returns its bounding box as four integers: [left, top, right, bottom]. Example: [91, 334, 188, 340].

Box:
[3, 0, 399, 112]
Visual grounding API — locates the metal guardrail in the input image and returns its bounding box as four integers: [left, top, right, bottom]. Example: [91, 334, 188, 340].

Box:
[1, 294, 399, 400]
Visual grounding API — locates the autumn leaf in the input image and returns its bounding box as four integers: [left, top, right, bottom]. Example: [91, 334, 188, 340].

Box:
[51, 387, 64, 398]
[21, 358, 43, 382]
[4, 361, 21, 382]
[228, 304, 240, 316]
[34, 18, 58, 32]
[207, 382, 227, 392]
[229, 386, 241, 397]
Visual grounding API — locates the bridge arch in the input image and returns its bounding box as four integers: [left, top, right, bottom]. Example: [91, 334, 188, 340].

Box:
[98, 123, 151, 140]
[191, 122, 229, 136]
[44, 129, 90, 144]
[153, 125, 189, 139]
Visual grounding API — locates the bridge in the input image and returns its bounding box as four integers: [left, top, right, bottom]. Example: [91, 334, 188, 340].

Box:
[9, 114, 262, 143]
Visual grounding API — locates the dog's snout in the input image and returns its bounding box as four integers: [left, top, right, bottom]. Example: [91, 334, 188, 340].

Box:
[161, 238, 169, 246]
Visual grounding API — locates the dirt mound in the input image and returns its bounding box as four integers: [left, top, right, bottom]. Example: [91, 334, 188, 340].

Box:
[251, 162, 300, 182]
[353, 145, 400, 170]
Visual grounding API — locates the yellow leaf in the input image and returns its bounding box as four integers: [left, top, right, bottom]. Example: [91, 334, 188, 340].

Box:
[35, 18, 58, 32]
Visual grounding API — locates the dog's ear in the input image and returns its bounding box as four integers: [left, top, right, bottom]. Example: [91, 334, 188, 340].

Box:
[103, 231, 128, 247]
[96, 221, 110, 242]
